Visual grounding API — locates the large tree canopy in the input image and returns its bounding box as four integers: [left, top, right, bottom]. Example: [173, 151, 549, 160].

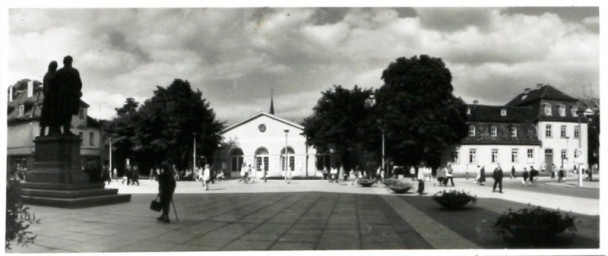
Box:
[375, 55, 468, 169]
[302, 85, 375, 171]
[106, 79, 224, 173]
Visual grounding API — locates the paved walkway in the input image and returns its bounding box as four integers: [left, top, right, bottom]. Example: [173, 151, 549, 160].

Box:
[7, 177, 599, 252]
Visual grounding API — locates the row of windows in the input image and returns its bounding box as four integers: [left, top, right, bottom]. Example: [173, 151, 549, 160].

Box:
[455, 148, 534, 164]
[543, 103, 579, 117]
[545, 124, 580, 139]
[457, 148, 581, 164]
[468, 125, 518, 137]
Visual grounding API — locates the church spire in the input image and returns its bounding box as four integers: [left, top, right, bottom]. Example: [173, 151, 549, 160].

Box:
[269, 88, 275, 115]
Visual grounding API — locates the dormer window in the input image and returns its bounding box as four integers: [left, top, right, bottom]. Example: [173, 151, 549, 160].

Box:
[558, 105, 566, 117]
[79, 108, 85, 119]
[490, 126, 497, 137]
[543, 104, 552, 116]
[501, 109, 507, 116]
[18, 105, 25, 116]
[466, 108, 471, 115]
[571, 106, 578, 117]
[468, 125, 476, 136]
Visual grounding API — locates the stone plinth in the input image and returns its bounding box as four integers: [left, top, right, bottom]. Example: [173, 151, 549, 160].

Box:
[26, 135, 89, 184]
[22, 135, 131, 208]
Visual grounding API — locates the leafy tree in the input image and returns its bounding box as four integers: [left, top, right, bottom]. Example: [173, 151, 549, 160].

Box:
[303, 85, 375, 171]
[104, 98, 140, 175]
[134, 79, 224, 171]
[375, 55, 468, 171]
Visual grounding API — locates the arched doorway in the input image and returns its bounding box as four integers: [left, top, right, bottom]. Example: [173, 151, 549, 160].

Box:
[230, 148, 244, 176]
[255, 147, 269, 173]
[280, 147, 295, 172]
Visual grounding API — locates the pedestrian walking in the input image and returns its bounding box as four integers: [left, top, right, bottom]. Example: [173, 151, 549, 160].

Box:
[132, 165, 140, 186]
[478, 166, 486, 185]
[436, 166, 446, 186]
[102, 163, 111, 185]
[445, 163, 455, 186]
[156, 161, 176, 223]
[510, 166, 516, 179]
[558, 165, 565, 183]
[203, 164, 211, 190]
[492, 163, 504, 193]
[529, 166, 537, 184]
[239, 163, 247, 182]
[209, 165, 216, 184]
[330, 167, 338, 183]
[113, 168, 118, 181]
[322, 167, 328, 181]
[522, 167, 529, 185]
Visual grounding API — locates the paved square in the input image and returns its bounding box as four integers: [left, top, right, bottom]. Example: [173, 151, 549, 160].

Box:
[7, 177, 599, 252]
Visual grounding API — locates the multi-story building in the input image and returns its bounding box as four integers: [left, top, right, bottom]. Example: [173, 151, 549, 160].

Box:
[6, 79, 104, 174]
[450, 84, 589, 174]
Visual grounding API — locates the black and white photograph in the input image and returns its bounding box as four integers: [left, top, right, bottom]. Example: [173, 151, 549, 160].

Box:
[2, 1, 603, 254]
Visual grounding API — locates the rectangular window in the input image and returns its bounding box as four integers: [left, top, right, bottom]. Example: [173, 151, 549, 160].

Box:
[491, 149, 498, 163]
[79, 132, 83, 146]
[469, 149, 476, 164]
[490, 126, 497, 137]
[560, 125, 567, 138]
[544, 105, 552, 116]
[545, 124, 552, 138]
[527, 149, 534, 159]
[561, 149, 567, 162]
[468, 125, 475, 136]
[289, 156, 295, 171]
[511, 149, 518, 163]
[451, 151, 459, 164]
[89, 132, 94, 146]
[574, 126, 580, 138]
[574, 150, 579, 158]
[510, 127, 517, 137]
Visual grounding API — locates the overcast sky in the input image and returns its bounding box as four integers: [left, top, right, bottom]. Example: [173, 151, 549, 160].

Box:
[7, 7, 600, 125]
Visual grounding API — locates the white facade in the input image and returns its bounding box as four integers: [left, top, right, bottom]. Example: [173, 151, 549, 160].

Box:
[451, 145, 542, 173]
[219, 112, 318, 178]
[450, 121, 588, 174]
[538, 121, 588, 171]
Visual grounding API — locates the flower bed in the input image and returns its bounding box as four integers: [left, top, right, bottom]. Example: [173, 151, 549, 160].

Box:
[432, 190, 476, 210]
[389, 184, 412, 194]
[358, 178, 375, 187]
[494, 206, 576, 243]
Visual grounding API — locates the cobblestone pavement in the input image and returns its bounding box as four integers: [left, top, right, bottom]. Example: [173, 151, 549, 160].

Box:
[7, 177, 599, 253]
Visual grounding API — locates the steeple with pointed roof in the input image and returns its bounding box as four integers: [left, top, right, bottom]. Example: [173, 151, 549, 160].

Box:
[269, 88, 275, 115]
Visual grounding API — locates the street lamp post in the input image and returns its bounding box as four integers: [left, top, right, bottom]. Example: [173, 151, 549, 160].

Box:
[284, 129, 290, 183]
[193, 133, 197, 173]
[381, 129, 385, 175]
[109, 138, 113, 179]
[576, 107, 584, 187]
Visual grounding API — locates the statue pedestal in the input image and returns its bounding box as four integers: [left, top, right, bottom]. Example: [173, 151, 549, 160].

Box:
[27, 136, 89, 184]
[22, 135, 130, 208]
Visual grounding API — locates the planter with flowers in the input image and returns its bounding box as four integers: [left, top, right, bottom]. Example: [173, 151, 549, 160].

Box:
[432, 190, 477, 210]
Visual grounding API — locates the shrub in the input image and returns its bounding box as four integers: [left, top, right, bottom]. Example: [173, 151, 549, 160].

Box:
[5, 178, 40, 250]
[432, 190, 476, 210]
[494, 206, 576, 243]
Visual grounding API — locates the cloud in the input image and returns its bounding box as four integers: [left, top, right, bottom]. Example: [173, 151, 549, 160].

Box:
[416, 7, 497, 33]
[8, 7, 599, 125]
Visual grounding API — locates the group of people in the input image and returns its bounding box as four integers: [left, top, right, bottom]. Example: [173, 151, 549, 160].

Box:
[238, 163, 270, 184]
[321, 166, 371, 185]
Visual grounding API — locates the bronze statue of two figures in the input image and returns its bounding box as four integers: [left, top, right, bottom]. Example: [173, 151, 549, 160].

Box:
[39, 56, 83, 137]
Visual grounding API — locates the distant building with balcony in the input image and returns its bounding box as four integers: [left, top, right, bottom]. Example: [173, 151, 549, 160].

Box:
[6, 79, 104, 174]
[450, 84, 590, 173]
